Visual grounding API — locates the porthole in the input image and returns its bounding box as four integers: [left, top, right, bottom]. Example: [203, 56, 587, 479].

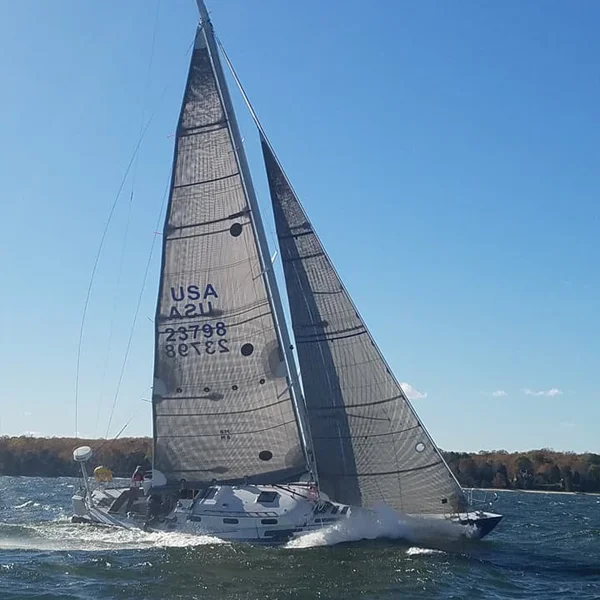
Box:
[176, 387, 183, 393]
[258, 450, 273, 461]
[259, 378, 265, 385]
[204, 387, 210, 393]
[232, 385, 238, 391]
[415, 442, 426, 453]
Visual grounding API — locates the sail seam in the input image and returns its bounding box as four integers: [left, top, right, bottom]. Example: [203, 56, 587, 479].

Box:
[159, 305, 272, 325]
[279, 230, 313, 239]
[312, 425, 420, 440]
[296, 324, 364, 338]
[178, 119, 227, 136]
[158, 418, 297, 437]
[321, 461, 443, 477]
[173, 172, 239, 190]
[155, 398, 291, 416]
[304, 395, 404, 410]
[169, 209, 249, 230]
[282, 251, 325, 263]
[296, 330, 367, 344]
[166, 228, 231, 241]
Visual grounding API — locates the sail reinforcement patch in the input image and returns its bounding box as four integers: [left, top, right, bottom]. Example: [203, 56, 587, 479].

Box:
[241, 343, 254, 356]
[230, 223, 243, 237]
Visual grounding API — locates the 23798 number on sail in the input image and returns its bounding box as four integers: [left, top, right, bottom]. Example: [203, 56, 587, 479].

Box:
[162, 322, 229, 357]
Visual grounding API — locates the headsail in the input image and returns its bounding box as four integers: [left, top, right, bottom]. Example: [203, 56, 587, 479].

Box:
[261, 138, 466, 514]
[151, 25, 306, 486]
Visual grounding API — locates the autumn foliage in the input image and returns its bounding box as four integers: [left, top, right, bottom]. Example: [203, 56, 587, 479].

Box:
[1, 437, 600, 493]
[0, 436, 152, 478]
[443, 449, 600, 492]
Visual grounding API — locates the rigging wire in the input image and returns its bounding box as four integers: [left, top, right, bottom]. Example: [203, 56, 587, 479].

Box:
[131, 0, 162, 188]
[74, 113, 155, 439]
[103, 27, 198, 438]
[95, 0, 162, 437]
[93, 190, 134, 437]
[218, 38, 464, 496]
[104, 176, 170, 438]
[216, 37, 276, 165]
[77, 21, 195, 442]
[216, 36, 321, 481]
[93, 417, 134, 456]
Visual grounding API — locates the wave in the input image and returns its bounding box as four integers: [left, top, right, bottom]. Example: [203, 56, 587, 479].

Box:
[285, 504, 477, 549]
[0, 519, 226, 552]
[405, 546, 445, 556]
[14, 500, 39, 509]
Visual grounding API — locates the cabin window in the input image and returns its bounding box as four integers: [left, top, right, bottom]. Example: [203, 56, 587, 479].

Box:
[261, 518, 278, 525]
[203, 488, 217, 500]
[330, 505, 339, 515]
[223, 518, 239, 524]
[316, 501, 333, 514]
[256, 491, 278, 503]
[340, 506, 349, 515]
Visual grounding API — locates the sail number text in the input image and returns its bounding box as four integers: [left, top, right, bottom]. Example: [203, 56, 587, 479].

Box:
[163, 322, 229, 357]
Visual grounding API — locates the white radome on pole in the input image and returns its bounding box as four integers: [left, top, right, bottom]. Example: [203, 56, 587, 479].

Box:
[73, 446, 93, 463]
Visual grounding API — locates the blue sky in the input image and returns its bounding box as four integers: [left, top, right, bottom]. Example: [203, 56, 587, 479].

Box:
[0, 0, 598, 452]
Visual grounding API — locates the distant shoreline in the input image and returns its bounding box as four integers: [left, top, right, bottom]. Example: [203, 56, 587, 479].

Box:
[475, 487, 600, 497]
[1, 437, 600, 494]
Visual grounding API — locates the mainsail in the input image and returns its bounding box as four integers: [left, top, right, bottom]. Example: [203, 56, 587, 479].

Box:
[261, 138, 466, 514]
[151, 26, 306, 486]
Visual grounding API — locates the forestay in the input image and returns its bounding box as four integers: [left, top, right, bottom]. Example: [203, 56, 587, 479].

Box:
[261, 138, 466, 514]
[151, 27, 305, 486]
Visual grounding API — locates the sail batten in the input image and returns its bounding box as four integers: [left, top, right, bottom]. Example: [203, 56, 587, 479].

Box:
[261, 137, 466, 514]
[151, 25, 306, 486]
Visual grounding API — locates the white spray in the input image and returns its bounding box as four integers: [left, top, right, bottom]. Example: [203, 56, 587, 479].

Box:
[286, 504, 478, 549]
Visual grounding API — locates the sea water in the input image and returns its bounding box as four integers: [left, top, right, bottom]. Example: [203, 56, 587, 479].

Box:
[1, 476, 599, 599]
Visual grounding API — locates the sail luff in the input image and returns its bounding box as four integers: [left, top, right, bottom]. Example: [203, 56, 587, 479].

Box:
[261, 139, 467, 514]
[194, 10, 314, 479]
[151, 35, 193, 479]
[213, 40, 319, 485]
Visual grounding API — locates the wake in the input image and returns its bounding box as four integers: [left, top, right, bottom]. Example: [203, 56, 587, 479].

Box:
[0, 519, 225, 552]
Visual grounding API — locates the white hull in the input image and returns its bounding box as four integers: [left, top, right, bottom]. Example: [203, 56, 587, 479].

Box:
[72, 482, 501, 544]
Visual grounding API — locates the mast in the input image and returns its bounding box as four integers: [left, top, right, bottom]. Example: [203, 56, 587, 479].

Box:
[195, 0, 318, 483]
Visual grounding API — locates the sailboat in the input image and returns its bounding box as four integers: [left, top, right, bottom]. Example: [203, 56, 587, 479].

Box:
[71, 0, 502, 543]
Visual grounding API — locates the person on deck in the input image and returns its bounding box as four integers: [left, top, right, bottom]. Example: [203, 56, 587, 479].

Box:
[126, 466, 145, 512]
[131, 466, 144, 487]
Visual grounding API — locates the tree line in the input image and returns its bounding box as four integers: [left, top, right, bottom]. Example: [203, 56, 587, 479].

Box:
[0, 436, 152, 479]
[443, 449, 600, 492]
[1, 436, 600, 493]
